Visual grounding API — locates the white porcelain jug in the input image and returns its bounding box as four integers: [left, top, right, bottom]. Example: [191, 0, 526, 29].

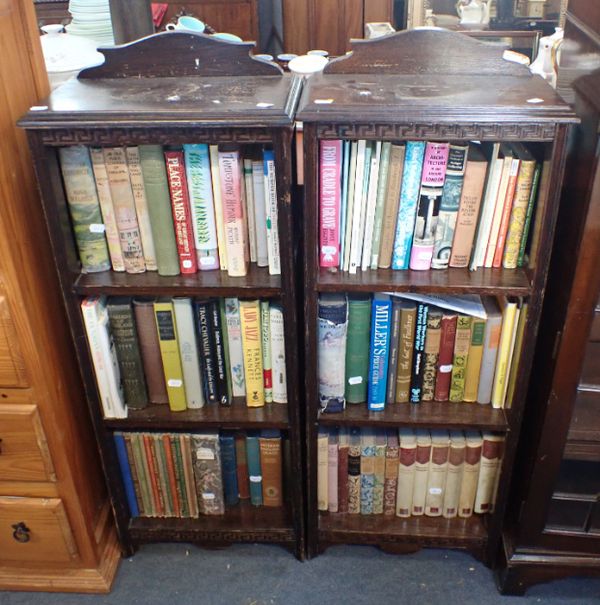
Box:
[530, 27, 563, 88]
[456, 0, 491, 27]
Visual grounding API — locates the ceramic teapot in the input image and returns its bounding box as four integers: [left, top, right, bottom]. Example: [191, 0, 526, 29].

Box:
[456, 0, 491, 27]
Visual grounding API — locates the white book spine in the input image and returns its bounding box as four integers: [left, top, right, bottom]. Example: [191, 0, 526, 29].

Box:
[252, 160, 269, 267]
[209, 145, 228, 271]
[361, 142, 382, 271]
[263, 152, 281, 275]
[243, 159, 257, 263]
[224, 298, 246, 398]
[173, 298, 205, 409]
[343, 142, 358, 272]
[269, 304, 287, 403]
[349, 140, 367, 275]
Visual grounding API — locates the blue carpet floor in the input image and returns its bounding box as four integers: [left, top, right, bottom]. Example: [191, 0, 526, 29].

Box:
[1, 544, 599, 604]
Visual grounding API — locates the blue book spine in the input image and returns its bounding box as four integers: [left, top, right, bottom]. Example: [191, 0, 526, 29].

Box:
[367, 294, 392, 411]
[245, 431, 263, 506]
[391, 141, 426, 270]
[113, 432, 139, 517]
[339, 141, 351, 268]
[219, 433, 239, 506]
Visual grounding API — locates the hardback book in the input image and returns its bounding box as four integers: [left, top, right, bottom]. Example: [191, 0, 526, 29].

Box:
[210, 299, 230, 405]
[410, 142, 450, 270]
[172, 297, 205, 409]
[385, 297, 403, 405]
[449, 315, 472, 402]
[180, 435, 200, 517]
[107, 297, 148, 409]
[235, 432, 250, 499]
[396, 428, 417, 517]
[81, 297, 126, 419]
[239, 299, 264, 407]
[361, 141, 382, 271]
[477, 297, 503, 404]
[443, 431, 465, 519]
[263, 149, 281, 275]
[237, 159, 251, 268]
[246, 431, 263, 506]
[143, 433, 164, 516]
[164, 149, 198, 274]
[369, 142, 392, 269]
[421, 308, 442, 401]
[114, 432, 140, 517]
[464, 316, 486, 402]
[458, 430, 483, 518]
[260, 301, 273, 403]
[392, 141, 426, 270]
[58, 146, 111, 273]
[368, 294, 392, 411]
[218, 299, 233, 400]
[157, 434, 178, 516]
[126, 146, 157, 271]
[317, 426, 329, 511]
[492, 153, 521, 268]
[318, 294, 348, 413]
[153, 299, 187, 412]
[220, 433, 239, 507]
[183, 144, 220, 270]
[337, 428, 350, 513]
[474, 432, 505, 514]
[489, 436, 506, 513]
[269, 303, 287, 404]
[219, 148, 248, 277]
[431, 143, 469, 269]
[150, 435, 171, 517]
[409, 302, 429, 403]
[345, 295, 371, 404]
[251, 158, 269, 267]
[360, 428, 376, 515]
[372, 430, 387, 514]
[191, 432, 225, 515]
[505, 303, 528, 409]
[347, 427, 362, 514]
[424, 430, 450, 517]
[259, 429, 283, 507]
[339, 140, 351, 269]
[194, 300, 219, 404]
[243, 159, 257, 263]
[122, 433, 144, 516]
[89, 147, 124, 271]
[395, 301, 417, 403]
[517, 163, 542, 267]
[383, 430, 399, 516]
[209, 145, 228, 270]
[342, 141, 358, 271]
[349, 141, 372, 275]
[411, 429, 432, 516]
[103, 147, 146, 274]
[169, 434, 190, 517]
[346, 140, 365, 273]
[449, 145, 489, 268]
[319, 139, 342, 267]
[327, 429, 339, 512]
[434, 312, 458, 402]
[224, 298, 246, 398]
[378, 144, 405, 268]
[129, 433, 153, 515]
[491, 297, 519, 409]
[138, 145, 180, 276]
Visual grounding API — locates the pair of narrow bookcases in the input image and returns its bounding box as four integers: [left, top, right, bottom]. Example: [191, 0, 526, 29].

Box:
[20, 30, 575, 564]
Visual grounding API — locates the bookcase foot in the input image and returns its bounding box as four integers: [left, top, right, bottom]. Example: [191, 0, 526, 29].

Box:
[377, 542, 421, 556]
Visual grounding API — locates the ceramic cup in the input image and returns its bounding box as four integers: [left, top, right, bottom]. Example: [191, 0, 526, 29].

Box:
[212, 32, 243, 42]
[166, 16, 206, 32]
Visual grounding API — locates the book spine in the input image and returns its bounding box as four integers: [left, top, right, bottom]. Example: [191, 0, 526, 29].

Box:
[506, 304, 528, 409]
[224, 298, 246, 398]
[459, 439, 482, 517]
[269, 304, 287, 404]
[319, 140, 342, 267]
[347, 441, 361, 514]
[378, 144, 405, 268]
[252, 159, 269, 267]
[235, 433, 250, 499]
[370, 142, 392, 269]
[183, 144, 220, 270]
[409, 303, 429, 403]
[337, 442, 349, 513]
[114, 432, 140, 517]
[130, 433, 153, 516]
[89, 147, 125, 271]
[317, 429, 329, 511]
[137, 145, 180, 276]
[260, 301, 273, 403]
[517, 164, 542, 267]
[345, 298, 371, 404]
[241, 159, 257, 263]
[259, 431, 283, 507]
[164, 150, 198, 274]
[161, 434, 180, 516]
[123, 434, 144, 516]
[411, 442, 431, 516]
[361, 142, 382, 271]
[392, 141, 426, 269]
[385, 300, 402, 404]
[349, 142, 372, 275]
[239, 300, 265, 407]
[246, 432, 263, 506]
[103, 147, 146, 274]
[263, 150, 281, 275]
[395, 443, 416, 517]
[194, 300, 218, 403]
[464, 317, 486, 402]
[383, 442, 399, 516]
[209, 145, 228, 271]
[491, 301, 517, 408]
[395, 305, 416, 403]
[484, 157, 513, 268]
[424, 439, 449, 517]
[342, 141, 358, 272]
[449, 315, 472, 402]
[327, 436, 339, 512]
[220, 434, 239, 507]
[372, 443, 386, 514]
[443, 442, 465, 519]
[493, 159, 521, 267]
[434, 313, 457, 401]
[170, 435, 189, 517]
[218, 300, 232, 401]
[59, 146, 111, 273]
[153, 300, 187, 412]
[181, 435, 200, 517]
[210, 299, 230, 405]
[126, 147, 157, 271]
[419, 310, 440, 401]
[143, 434, 164, 516]
[360, 443, 375, 514]
[339, 141, 350, 269]
[154, 435, 174, 517]
[477, 314, 502, 404]
[191, 433, 225, 515]
[474, 435, 503, 513]
[367, 296, 392, 411]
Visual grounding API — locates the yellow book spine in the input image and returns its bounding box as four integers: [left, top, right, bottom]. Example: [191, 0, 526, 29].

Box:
[239, 300, 265, 407]
[463, 317, 486, 402]
[504, 303, 527, 409]
[491, 299, 518, 409]
[209, 145, 228, 271]
[449, 315, 472, 402]
[153, 301, 187, 412]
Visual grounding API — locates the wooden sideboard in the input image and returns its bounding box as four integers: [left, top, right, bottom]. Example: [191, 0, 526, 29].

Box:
[0, 0, 119, 592]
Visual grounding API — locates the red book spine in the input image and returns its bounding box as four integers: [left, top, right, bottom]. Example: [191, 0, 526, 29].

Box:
[493, 160, 520, 268]
[434, 313, 457, 401]
[162, 435, 180, 517]
[235, 434, 250, 499]
[319, 139, 342, 267]
[143, 434, 164, 516]
[337, 444, 349, 513]
[164, 150, 197, 274]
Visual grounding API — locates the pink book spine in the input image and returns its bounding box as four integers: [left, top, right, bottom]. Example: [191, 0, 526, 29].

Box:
[219, 150, 248, 277]
[164, 151, 198, 274]
[420, 142, 450, 187]
[319, 140, 342, 267]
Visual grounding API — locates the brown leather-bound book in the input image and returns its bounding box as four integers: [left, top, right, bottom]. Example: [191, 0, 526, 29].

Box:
[434, 312, 458, 401]
[133, 298, 168, 404]
[235, 432, 250, 499]
[337, 428, 349, 513]
[259, 430, 283, 507]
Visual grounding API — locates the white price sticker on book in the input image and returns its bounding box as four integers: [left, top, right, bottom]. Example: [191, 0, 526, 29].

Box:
[89, 223, 106, 233]
[196, 448, 215, 460]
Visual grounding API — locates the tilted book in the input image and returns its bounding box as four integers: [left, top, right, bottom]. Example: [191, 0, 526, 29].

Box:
[59, 146, 111, 273]
[220, 433, 239, 507]
[260, 301, 273, 403]
[260, 430, 283, 507]
[396, 428, 417, 517]
[395, 301, 417, 403]
[517, 164, 542, 267]
[411, 429, 431, 516]
[383, 430, 399, 516]
[477, 297, 503, 404]
[385, 297, 403, 405]
[317, 427, 329, 511]
[224, 298, 246, 398]
[458, 430, 483, 518]
[361, 141, 383, 271]
[367, 294, 392, 411]
[369, 142, 392, 270]
[424, 430, 449, 517]
[239, 299, 265, 407]
[319, 139, 342, 267]
[409, 302, 429, 403]
[421, 308, 442, 401]
[246, 431, 263, 506]
[434, 312, 457, 402]
[252, 158, 269, 267]
[191, 432, 225, 515]
[269, 303, 287, 404]
[347, 427, 362, 514]
[327, 429, 339, 512]
[263, 149, 281, 275]
[443, 431, 465, 519]
[360, 428, 376, 515]
[491, 297, 518, 409]
[449, 315, 472, 402]
[345, 295, 371, 404]
[464, 316, 486, 402]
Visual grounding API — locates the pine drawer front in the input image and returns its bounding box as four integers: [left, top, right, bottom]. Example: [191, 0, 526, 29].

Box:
[0, 294, 28, 388]
[0, 497, 79, 563]
[0, 404, 56, 482]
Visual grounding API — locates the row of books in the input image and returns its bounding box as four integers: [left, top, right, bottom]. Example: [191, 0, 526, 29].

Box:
[114, 430, 285, 517]
[317, 427, 505, 518]
[81, 296, 287, 419]
[318, 293, 526, 412]
[319, 140, 541, 273]
[59, 144, 280, 277]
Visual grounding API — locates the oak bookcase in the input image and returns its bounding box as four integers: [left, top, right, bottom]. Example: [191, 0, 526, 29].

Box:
[297, 29, 577, 562]
[19, 32, 305, 559]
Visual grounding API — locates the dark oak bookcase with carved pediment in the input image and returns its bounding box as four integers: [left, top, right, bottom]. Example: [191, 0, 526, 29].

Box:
[297, 29, 577, 563]
[19, 32, 305, 559]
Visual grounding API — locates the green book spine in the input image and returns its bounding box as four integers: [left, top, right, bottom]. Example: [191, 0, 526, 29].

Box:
[170, 435, 188, 517]
[449, 315, 472, 402]
[154, 435, 174, 516]
[517, 163, 542, 267]
[131, 434, 153, 516]
[370, 142, 392, 269]
[344, 296, 372, 403]
[421, 309, 442, 401]
[138, 145, 180, 276]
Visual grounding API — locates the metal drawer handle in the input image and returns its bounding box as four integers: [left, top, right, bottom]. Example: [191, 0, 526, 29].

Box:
[11, 522, 31, 543]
